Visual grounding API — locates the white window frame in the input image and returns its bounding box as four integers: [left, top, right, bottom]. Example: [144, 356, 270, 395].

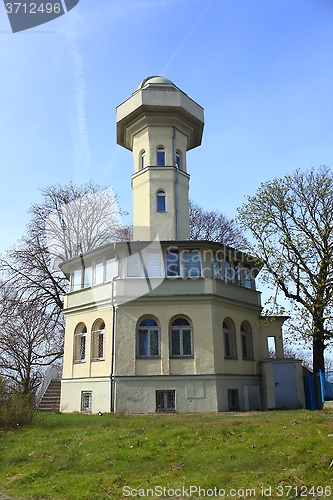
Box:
[91, 322, 105, 361]
[170, 318, 193, 357]
[74, 325, 87, 363]
[137, 318, 160, 357]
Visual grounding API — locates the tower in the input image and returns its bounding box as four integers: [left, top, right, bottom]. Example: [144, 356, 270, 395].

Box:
[116, 76, 204, 241]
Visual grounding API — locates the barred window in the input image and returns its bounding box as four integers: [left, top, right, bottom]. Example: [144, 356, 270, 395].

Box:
[91, 321, 105, 360]
[74, 324, 87, 362]
[156, 390, 175, 412]
[170, 317, 192, 357]
[81, 391, 92, 412]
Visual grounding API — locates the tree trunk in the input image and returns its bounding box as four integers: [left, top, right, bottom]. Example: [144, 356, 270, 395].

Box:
[313, 335, 325, 373]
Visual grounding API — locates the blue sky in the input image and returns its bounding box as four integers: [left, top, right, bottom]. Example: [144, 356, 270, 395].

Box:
[0, 0, 332, 259]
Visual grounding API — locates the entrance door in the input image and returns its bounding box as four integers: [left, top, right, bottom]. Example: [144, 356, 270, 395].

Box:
[273, 363, 298, 408]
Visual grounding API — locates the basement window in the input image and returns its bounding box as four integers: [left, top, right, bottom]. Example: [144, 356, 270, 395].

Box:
[81, 391, 92, 413]
[156, 390, 175, 412]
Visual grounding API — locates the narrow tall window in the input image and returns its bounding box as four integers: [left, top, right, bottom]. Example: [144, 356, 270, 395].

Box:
[224, 259, 233, 283]
[234, 261, 242, 285]
[140, 150, 146, 169]
[244, 264, 252, 289]
[71, 265, 82, 291]
[145, 250, 162, 278]
[91, 321, 105, 360]
[170, 317, 192, 357]
[241, 322, 253, 360]
[74, 324, 87, 362]
[94, 257, 104, 285]
[166, 249, 180, 277]
[157, 147, 165, 166]
[83, 262, 92, 288]
[126, 251, 143, 278]
[183, 249, 201, 278]
[157, 190, 166, 212]
[175, 151, 182, 169]
[223, 319, 237, 359]
[137, 318, 159, 357]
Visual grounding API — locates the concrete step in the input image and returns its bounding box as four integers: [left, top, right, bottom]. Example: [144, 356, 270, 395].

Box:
[37, 379, 61, 412]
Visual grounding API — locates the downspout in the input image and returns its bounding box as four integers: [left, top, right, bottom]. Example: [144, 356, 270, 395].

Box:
[174, 126, 179, 240]
[110, 245, 119, 413]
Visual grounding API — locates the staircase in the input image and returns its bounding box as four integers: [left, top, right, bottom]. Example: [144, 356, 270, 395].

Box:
[37, 380, 61, 412]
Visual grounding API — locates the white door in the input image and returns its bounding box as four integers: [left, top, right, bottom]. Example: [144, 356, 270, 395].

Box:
[273, 363, 298, 407]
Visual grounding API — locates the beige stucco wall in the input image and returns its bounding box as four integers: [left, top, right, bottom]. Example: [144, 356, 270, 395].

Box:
[61, 378, 111, 414]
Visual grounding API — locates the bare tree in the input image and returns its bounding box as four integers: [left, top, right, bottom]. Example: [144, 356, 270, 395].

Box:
[0, 286, 63, 394]
[0, 181, 127, 311]
[189, 200, 245, 249]
[237, 166, 333, 373]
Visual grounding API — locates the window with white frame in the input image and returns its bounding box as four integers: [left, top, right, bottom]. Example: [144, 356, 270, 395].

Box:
[223, 319, 237, 359]
[126, 251, 143, 278]
[81, 391, 92, 412]
[93, 257, 104, 285]
[74, 324, 87, 362]
[170, 317, 192, 357]
[241, 322, 253, 360]
[137, 317, 159, 357]
[166, 249, 180, 277]
[156, 190, 166, 212]
[234, 261, 242, 285]
[175, 150, 182, 169]
[145, 250, 162, 278]
[224, 259, 233, 283]
[71, 265, 82, 292]
[91, 321, 105, 360]
[83, 262, 92, 288]
[183, 249, 201, 278]
[212, 252, 222, 279]
[105, 253, 116, 282]
[156, 147, 165, 166]
[244, 264, 252, 289]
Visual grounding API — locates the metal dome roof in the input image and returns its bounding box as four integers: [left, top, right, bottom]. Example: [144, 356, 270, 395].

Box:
[138, 76, 176, 89]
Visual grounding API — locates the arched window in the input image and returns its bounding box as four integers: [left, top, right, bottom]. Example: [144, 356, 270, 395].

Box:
[175, 150, 182, 170]
[156, 190, 166, 212]
[74, 323, 87, 362]
[156, 147, 165, 166]
[137, 317, 159, 357]
[140, 150, 146, 170]
[170, 317, 192, 357]
[91, 320, 105, 360]
[223, 319, 237, 359]
[241, 322, 253, 360]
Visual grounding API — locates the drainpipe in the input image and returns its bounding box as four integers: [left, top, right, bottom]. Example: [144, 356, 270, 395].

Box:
[110, 245, 119, 413]
[174, 126, 179, 240]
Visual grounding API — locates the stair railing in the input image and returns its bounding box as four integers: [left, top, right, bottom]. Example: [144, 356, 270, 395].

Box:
[35, 363, 62, 407]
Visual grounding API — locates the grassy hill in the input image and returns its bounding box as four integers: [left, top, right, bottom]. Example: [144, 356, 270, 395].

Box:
[1, 408, 332, 499]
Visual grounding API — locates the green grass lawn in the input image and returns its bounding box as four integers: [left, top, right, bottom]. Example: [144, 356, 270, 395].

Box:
[0, 407, 332, 499]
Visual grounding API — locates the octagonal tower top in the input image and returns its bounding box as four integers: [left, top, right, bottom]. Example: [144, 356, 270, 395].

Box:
[116, 76, 204, 151]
